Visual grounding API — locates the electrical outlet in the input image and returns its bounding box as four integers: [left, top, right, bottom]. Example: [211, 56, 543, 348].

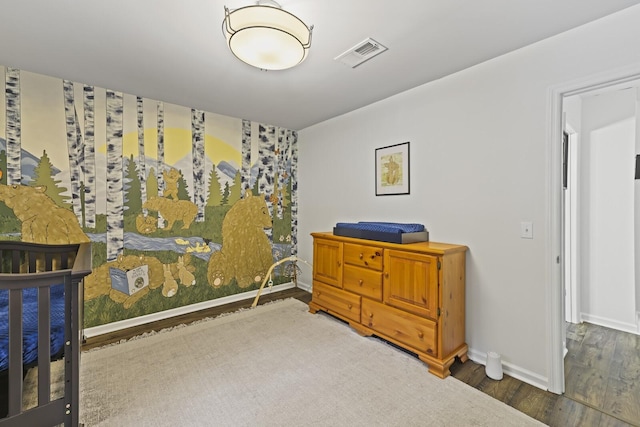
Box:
[521, 221, 533, 239]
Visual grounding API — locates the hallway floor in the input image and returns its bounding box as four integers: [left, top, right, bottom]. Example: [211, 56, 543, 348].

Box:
[565, 322, 640, 426]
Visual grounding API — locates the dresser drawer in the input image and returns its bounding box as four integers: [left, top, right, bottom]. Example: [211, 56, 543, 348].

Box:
[343, 243, 383, 271]
[362, 299, 437, 357]
[343, 265, 382, 300]
[312, 280, 361, 323]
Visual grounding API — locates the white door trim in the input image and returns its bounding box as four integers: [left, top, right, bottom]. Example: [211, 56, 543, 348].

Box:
[546, 63, 640, 394]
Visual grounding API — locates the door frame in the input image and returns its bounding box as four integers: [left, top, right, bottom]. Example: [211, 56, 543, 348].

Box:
[563, 126, 580, 325]
[546, 64, 640, 394]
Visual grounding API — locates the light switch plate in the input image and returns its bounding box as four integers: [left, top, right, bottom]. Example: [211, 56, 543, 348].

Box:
[521, 221, 533, 239]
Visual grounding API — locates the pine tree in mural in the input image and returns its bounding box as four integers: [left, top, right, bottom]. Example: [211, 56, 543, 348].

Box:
[222, 182, 230, 205]
[0, 150, 6, 185]
[5, 67, 21, 185]
[177, 171, 190, 201]
[147, 167, 158, 199]
[257, 124, 275, 239]
[31, 150, 71, 208]
[156, 101, 165, 228]
[106, 90, 124, 261]
[137, 96, 148, 215]
[124, 154, 142, 214]
[191, 109, 206, 221]
[241, 119, 251, 196]
[63, 80, 83, 223]
[83, 84, 97, 228]
[227, 170, 242, 206]
[206, 166, 223, 206]
[0, 150, 12, 218]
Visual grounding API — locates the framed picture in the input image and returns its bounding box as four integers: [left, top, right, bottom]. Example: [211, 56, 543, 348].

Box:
[375, 142, 410, 196]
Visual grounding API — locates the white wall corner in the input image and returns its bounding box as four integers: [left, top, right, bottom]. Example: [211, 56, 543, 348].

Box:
[581, 312, 640, 336]
[468, 347, 550, 392]
[296, 280, 312, 293]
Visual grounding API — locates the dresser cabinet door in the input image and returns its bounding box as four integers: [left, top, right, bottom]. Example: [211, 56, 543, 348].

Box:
[313, 238, 343, 287]
[383, 249, 439, 319]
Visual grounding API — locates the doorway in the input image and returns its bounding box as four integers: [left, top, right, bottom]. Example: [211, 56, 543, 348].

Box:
[547, 66, 640, 395]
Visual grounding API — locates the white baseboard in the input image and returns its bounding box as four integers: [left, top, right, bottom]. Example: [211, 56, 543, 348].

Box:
[467, 348, 549, 391]
[580, 312, 639, 336]
[84, 282, 296, 338]
[296, 280, 312, 293]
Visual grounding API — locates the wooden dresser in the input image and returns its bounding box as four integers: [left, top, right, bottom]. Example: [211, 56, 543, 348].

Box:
[309, 232, 468, 378]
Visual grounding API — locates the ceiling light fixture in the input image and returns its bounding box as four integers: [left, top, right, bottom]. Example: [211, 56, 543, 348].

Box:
[222, 1, 313, 71]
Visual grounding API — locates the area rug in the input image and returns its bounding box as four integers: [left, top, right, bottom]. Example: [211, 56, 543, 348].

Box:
[77, 298, 544, 426]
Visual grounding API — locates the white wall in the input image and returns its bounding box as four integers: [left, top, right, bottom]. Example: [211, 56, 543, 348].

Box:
[297, 5, 640, 389]
[580, 90, 636, 331]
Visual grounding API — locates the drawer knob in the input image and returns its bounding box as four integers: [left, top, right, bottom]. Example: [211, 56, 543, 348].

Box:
[384, 272, 389, 278]
[358, 279, 363, 286]
[369, 312, 373, 318]
[337, 261, 342, 266]
[316, 291, 321, 297]
[348, 304, 352, 309]
[418, 331, 424, 339]
[359, 253, 364, 260]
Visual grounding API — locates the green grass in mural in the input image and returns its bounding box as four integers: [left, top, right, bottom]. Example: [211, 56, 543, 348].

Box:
[83, 246, 292, 328]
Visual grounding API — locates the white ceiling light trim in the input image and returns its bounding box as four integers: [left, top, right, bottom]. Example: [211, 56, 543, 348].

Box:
[222, 1, 313, 71]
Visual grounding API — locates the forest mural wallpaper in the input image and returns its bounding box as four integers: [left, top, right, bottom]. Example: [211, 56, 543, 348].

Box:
[0, 66, 298, 328]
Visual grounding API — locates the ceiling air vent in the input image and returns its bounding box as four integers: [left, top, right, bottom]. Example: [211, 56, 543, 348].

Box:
[334, 38, 388, 68]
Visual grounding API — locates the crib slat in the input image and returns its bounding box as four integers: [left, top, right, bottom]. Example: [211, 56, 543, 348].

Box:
[7, 288, 23, 417]
[10, 251, 20, 274]
[37, 285, 52, 406]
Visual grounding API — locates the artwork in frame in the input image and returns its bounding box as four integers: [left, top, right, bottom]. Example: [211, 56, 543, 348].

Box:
[375, 141, 410, 196]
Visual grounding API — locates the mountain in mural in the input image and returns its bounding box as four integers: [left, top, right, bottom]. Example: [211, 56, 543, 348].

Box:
[0, 137, 61, 183]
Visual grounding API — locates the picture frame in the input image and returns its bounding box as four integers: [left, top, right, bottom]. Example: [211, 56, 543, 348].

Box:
[375, 141, 410, 196]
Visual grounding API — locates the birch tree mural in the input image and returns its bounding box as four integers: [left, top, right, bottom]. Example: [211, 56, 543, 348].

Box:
[156, 101, 165, 228]
[5, 67, 21, 185]
[63, 80, 83, 223]
[137, 96, 148, 215]
[106, 90, 124, 261]
[257, 124, 275, 239]
[241, 119, 251, 196]
[191, 109, 205, 221]
[276, 128, 287, 219]
[290, 130, 299, 255]
[83, 85, 97, 228]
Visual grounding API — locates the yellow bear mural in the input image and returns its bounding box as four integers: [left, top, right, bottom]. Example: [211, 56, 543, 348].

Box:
[207, 192, 274, 288]
[142, 196, 198, 230]
[0, 184, 89, 244]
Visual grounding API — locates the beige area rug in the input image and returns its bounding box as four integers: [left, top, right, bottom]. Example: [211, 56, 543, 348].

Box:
[65, 299, 545, 426]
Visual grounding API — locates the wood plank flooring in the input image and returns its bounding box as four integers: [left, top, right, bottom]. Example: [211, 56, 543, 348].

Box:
[564, 322, 640, 426]
[34, 288, 640, 426]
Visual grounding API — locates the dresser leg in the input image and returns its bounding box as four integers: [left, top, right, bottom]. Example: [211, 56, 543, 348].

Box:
[456, 345, 469, 363]
[350, 322, 372, 337]
[420, 357, 455, 379]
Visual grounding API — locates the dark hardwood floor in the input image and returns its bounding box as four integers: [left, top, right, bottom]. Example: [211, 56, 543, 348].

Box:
[83, 288, 638, 426]
[564, 322, 640, 426]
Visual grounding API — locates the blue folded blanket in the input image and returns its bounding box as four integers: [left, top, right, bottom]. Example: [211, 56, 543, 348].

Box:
[0, 284, 66, 370]
[335, 222, 425, 234]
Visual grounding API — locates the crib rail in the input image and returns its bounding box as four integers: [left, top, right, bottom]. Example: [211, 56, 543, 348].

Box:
[0, 242, 91, 427]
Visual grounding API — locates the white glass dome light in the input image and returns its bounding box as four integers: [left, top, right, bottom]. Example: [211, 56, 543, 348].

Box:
[223, 1, 313, 71]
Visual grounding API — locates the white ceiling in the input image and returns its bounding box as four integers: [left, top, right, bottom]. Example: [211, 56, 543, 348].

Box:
[1, 0, 639, 130]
